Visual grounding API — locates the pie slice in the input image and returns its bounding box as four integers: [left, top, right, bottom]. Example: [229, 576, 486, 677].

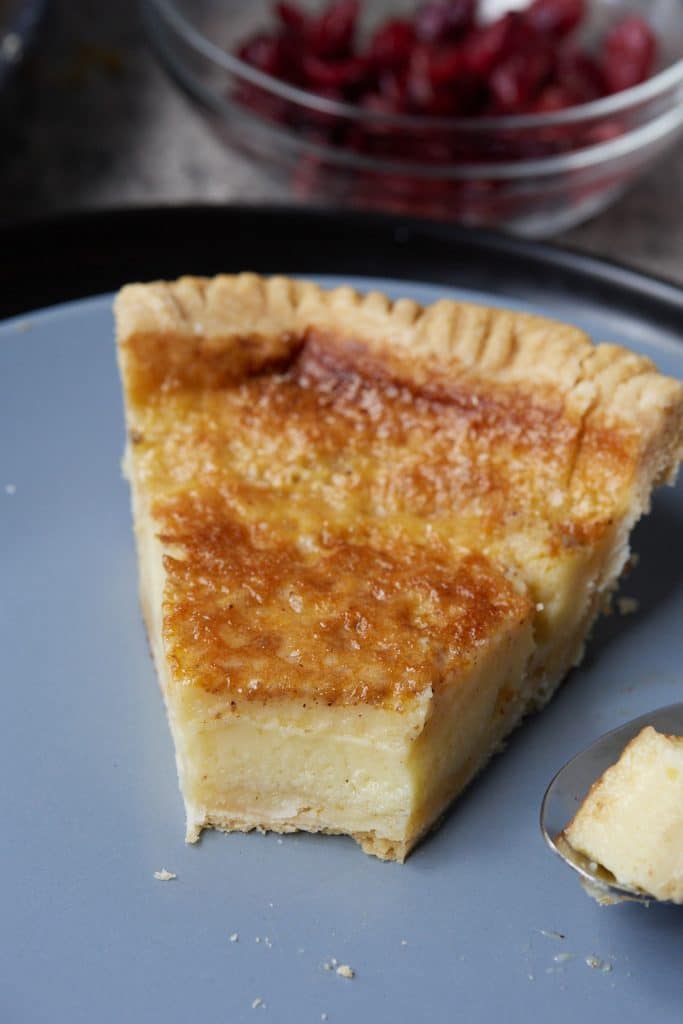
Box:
[564, 726, 683, 903]
[115, 274, 683, 861]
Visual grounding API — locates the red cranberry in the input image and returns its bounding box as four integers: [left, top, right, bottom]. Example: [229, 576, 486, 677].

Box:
[233, 81, 289, 125]
[424, 44, 467, 86]
[405, 43, 481, 115]
[307, 0, 359, 60]
[234, 0, 659, 147]
[553, 47, 604, 103]
[582, 119, 624, 145]
[602, 15, 656, 94]
[274, 3, 308, 33]
[360, 92, 401, 116]
[238, 33, 286, 77]
[525, 0, 585, 38]
[531, 84, 576, 112]
[368, 19, 415, 70]
[302, 54, 370, 94]
[405, 47, 459, 114]
[377, 68, 409, 109]
[489, 50, 554, 113]
[461, 13, 533, 80]
[414, 1, 476, 44]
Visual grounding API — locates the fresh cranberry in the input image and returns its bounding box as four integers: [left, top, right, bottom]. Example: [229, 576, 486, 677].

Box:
[274, 3, 308, 33]
[377, 68, 410, 111]
[489, 50, 554, 113]
[554, 46, 605, 103]
[414, 1, 476, 44]
[531, 84, 576, 112]
[582, 119, 624, 146]
[460, 13, 532, 80]
[368, 19, 415, 70]
[360, 92, 401, 116]
[406, 43, 482, 115]
[307, 0, 359, 60]
[602, 15, 656, 94]
[302, 54, 370, 94]
[233, 81, 289, 125]
[405, 47, 458, 115]
[525, 0, 585, 38]
[233, 0, 660, 150]
[238, 33, 286, 77]
[425, 44, 466, 85]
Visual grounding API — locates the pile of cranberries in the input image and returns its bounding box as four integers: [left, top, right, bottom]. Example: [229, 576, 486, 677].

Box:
[232, 2, 660, 220]
[236, 1, 658, 122]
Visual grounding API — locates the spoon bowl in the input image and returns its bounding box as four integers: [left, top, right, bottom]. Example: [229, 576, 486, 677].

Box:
[540, 703, 683, 905]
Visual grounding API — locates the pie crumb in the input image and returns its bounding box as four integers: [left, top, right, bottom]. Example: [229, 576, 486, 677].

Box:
[617, 597, 639, 616]
[336, 965, 355, 979]
[585, 955, 609, 971]
[153, 869, 176, 881]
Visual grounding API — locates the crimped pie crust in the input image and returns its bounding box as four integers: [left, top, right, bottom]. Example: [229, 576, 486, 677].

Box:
[117, 273, 683, 448]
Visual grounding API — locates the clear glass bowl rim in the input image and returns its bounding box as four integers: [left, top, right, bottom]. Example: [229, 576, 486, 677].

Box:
[148, 0, 683, 131]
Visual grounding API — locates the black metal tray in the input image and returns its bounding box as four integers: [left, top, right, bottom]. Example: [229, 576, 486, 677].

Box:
[1, 205, 681, 338]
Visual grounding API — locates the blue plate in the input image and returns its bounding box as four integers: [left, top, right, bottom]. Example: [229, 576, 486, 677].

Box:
[1, 278, 682, 1024]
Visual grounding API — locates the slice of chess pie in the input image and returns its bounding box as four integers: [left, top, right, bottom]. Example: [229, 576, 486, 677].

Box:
[564, 726, 683, 903]
[115, 274, 683, 861]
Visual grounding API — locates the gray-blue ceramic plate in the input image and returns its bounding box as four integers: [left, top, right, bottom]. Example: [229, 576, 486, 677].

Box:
[1, 277, 682, 1024]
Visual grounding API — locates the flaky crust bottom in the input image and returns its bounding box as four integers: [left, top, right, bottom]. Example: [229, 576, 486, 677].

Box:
[185, 814, 412, 863]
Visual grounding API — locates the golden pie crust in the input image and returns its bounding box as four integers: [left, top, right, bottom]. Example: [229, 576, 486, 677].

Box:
[115, 274, 683, 860]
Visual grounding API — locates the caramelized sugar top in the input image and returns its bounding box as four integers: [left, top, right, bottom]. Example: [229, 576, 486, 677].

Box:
[160, 497, 529, 707]
[130, 329, 637, 706]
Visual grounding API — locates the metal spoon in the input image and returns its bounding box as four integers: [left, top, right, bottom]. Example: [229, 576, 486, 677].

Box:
[540, 703, 683, 905]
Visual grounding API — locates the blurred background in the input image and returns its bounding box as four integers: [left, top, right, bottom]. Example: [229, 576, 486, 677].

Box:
[1, 0, 681, 283]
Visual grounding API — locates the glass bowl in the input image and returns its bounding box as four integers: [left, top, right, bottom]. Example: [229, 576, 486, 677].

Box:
[142, 0, 683, 236]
